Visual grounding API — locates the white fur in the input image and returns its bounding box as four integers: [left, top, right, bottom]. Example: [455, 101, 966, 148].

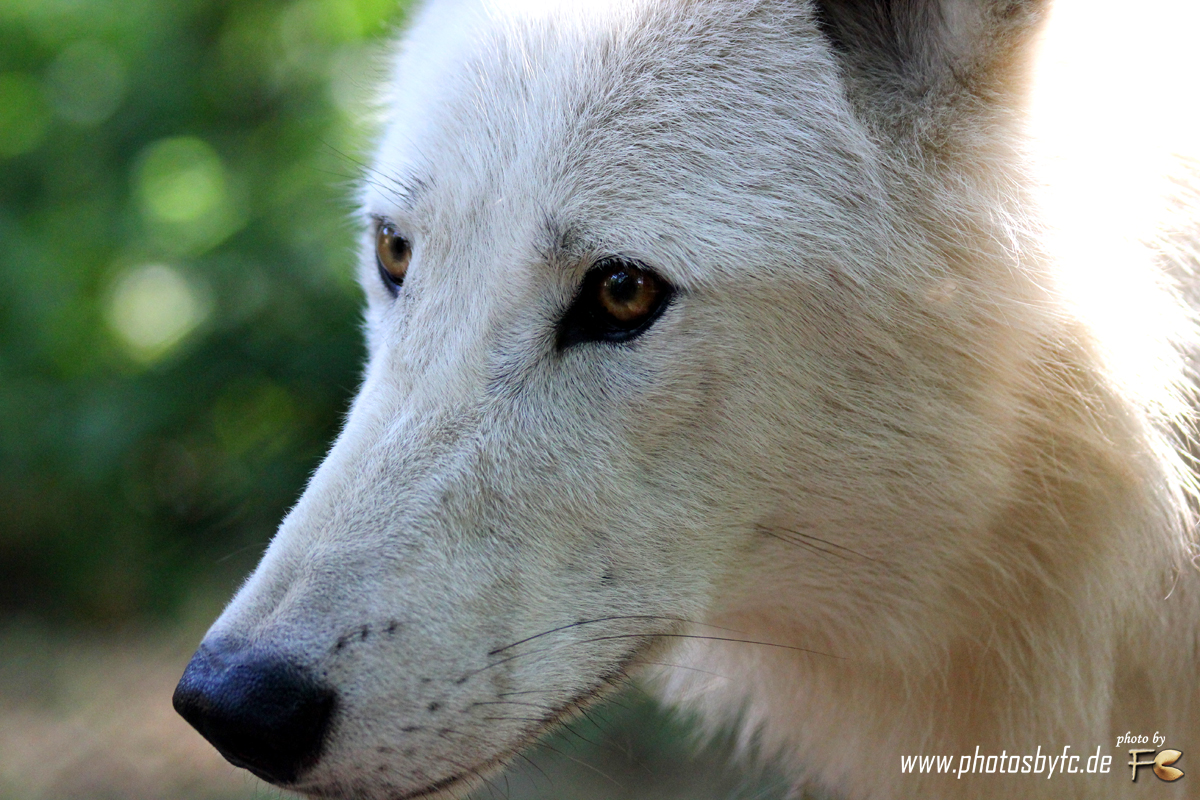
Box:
[198, 0, 1200, 797]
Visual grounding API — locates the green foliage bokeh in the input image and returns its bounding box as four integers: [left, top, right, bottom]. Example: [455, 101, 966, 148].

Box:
[0, 0, 411, 622]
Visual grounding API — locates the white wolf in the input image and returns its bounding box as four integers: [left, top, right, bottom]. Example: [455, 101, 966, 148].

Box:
[174, 0, 1200, 798]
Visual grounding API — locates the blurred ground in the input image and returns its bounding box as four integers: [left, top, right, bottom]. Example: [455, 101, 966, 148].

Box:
[0, 618, 258, 800]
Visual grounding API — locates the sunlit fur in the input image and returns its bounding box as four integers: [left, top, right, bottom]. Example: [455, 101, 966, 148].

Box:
[195, 0, 1200, 798]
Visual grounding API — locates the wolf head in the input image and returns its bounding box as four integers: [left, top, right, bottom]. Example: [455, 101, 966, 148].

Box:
[173, 1, 1190, 798]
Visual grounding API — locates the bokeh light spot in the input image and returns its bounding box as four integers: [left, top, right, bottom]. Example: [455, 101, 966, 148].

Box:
[135, 137, 228, 224]
[106, 264, 210, 363]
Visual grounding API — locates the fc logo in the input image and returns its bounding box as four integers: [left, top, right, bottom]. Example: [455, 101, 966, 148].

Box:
[1128, 749, 1183, 782]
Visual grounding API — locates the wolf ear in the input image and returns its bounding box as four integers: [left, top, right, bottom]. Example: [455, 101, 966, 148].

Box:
[811, 0, 1049, 128]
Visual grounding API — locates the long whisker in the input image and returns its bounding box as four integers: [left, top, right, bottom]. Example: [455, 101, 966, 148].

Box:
[434, 728, 554, 787]
[515, 752, 551, 787]
[574, 703, 608, 734]
[556, 717, 605, 749]
[532, 740, 625, 789]
[470, 700, 558, 711]
[756, 523, 878, 562]
[577, 633, 843, 659]
[759, 529, 841, 564]
[320, 140, 426, 206]
[436, 755, 507, 800]
[488, 614, 745, 656]
[640, 660, 732, 680]
[314, 168, 413, 206]
[467, 630, 842, 681]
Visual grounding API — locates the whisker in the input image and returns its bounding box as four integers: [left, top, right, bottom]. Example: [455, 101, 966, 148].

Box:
[488, 614, 746, 656]
[759, 529, 840, 564]
[214, 542, 265, 564]
[436, 755, 506, 800]
[757, 523, 877, 562]
[314, 168, 416, 208]
[573, 704, 614, 743]
[556, 717, 602, 749]
[435, 727, 482, 742]
[516, 751, 552, 787]
[470, 700, 557, 711]
[434, 728, 553, 791]
[585, 632, 842, 659]
[533, 741, 625, 789]
[467, 630, 841, 682]
[320, 139, 425, 206]
[640, 660, 733, 680]
[312, 166, 369, 183]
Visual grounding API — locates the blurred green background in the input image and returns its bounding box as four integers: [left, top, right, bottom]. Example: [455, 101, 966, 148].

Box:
[0, 0, 793, 798]
[0, 0, 394, 624]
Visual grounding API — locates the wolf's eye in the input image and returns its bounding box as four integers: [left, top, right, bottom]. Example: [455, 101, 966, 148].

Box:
[376, 222, 411, 293]
[557, 258, 673, 349]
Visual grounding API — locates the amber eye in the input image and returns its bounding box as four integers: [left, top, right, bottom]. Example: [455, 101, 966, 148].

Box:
[597, 263, 662, 322]
[557, 258, 674, 349]
[375, 222, 411, 292]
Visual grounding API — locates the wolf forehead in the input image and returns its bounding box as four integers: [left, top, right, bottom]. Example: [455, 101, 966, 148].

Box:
[367, 0, 888, 276]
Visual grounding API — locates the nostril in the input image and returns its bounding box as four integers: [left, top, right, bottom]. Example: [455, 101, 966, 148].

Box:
[173, 641, 336, 785]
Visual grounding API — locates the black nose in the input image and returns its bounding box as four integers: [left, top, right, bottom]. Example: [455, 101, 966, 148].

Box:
[172, 640, 336, 785]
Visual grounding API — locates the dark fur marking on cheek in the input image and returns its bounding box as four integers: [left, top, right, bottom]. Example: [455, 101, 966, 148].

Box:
[454, 675, 470, 685]
[427, 701, 442, 713]
[377, 746, 396, 754]
[420, 676, 432, 684]
[401, 725, 422, 733]
[329, 620, 406, 655]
